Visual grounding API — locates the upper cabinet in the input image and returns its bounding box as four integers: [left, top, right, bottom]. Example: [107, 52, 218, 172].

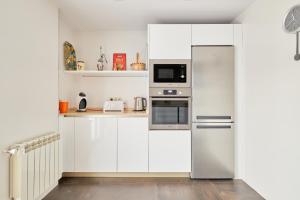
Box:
[148, 24, 192, 59]
[148, 24, 235, 59]
[192, 24, 234, 45]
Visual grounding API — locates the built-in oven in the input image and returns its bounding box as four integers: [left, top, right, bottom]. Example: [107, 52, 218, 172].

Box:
[149, 88, 191, 130]
[149, 59, 191, 88]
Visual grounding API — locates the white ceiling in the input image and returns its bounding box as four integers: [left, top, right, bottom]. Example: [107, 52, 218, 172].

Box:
[55, 0, 255, 31]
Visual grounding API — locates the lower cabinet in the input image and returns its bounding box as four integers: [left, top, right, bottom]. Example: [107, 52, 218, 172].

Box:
[60, 117, 191, 173]
[59, 117, 75, 172]
[75, 117, 118, 172]
[149, 130, 191, 172]
[117, 118, 148, 172]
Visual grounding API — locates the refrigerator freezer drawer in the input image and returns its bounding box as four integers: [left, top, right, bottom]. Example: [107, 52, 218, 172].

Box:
[191, 123, 234, 179]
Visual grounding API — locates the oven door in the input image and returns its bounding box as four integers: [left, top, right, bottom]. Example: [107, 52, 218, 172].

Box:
[150, 59, 191, 88]
[149, 97, 191, 130]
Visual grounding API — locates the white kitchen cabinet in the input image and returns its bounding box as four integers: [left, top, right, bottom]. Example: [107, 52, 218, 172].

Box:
[74, 117, 118, 172]
[59, 117, 75, 172]
[117, 118, 148, 172]
[148, 24, 192, 59]
[192, 24, 234, 45]
[149, 130, 191, 172]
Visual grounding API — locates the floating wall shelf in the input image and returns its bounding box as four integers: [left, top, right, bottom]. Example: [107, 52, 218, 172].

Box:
[64, 70, 148, 77]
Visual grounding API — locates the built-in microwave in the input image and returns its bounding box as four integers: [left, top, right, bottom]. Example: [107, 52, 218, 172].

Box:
[149, 59, 191, 88]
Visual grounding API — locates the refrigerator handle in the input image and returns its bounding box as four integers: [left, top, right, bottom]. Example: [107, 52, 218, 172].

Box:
[196, 116, 232, 120]
[196, 124, 232, 129]
[195, 116, 233, 123]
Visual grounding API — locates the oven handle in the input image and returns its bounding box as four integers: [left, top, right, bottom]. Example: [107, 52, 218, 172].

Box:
[150, 97, 191, 101]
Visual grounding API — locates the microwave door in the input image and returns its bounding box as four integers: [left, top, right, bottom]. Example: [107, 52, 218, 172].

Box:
[149, 59, 191, 88]
[154, 66, 175, 82]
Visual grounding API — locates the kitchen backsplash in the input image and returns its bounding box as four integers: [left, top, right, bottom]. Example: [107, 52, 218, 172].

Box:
[61, 75, 147, 109]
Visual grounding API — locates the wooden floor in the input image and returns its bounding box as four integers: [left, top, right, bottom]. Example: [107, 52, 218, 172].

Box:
[43, 178, 264, 200]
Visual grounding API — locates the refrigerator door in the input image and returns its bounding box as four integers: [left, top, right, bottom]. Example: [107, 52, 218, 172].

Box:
[191, 123, 234, 179]
[192, 46, 234, 123]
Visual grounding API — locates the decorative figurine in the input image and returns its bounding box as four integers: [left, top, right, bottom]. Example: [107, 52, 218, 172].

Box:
[97, 46, 108, 71]
[64, 41, 77, 70]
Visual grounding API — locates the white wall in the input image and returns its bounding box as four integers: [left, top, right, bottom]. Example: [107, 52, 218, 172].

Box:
[233, 25, 246, 179]
[60, 30, 148, 108]
[235, 0, 300, 199]
[59, 17, 78, 106]
[75, 31, 147, 71]
[0, 1, 58, 199]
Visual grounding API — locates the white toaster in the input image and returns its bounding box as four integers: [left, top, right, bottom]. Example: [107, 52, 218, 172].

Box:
[103, 100, 124, 112]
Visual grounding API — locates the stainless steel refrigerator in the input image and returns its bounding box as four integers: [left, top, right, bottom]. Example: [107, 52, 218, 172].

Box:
[191, 46, 234, 179]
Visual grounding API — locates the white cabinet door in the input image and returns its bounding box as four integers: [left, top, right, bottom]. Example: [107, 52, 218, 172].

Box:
[118, 118, 148, 172]
[75, 117, 118, 172]
[59, 117, 75, 172]
[149, 130, 191, 172]
[192, 24, 234, 45]
[148, 24, 192, 59]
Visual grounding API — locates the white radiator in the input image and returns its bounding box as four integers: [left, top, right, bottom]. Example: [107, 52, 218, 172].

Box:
[5, 133, 62, 200]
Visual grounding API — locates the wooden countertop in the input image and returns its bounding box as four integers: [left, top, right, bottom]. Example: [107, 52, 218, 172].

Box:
[60, 108, 148, 118]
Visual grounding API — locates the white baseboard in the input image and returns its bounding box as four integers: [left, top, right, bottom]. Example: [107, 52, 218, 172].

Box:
[62, 172, 191, 178]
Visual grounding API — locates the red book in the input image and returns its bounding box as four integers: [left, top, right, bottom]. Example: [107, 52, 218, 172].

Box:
[113, 53, 126, 71]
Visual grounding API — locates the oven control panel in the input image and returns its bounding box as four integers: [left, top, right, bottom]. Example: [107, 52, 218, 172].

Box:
[150, 88, 191, 97]
[163, 89, 177, 95]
